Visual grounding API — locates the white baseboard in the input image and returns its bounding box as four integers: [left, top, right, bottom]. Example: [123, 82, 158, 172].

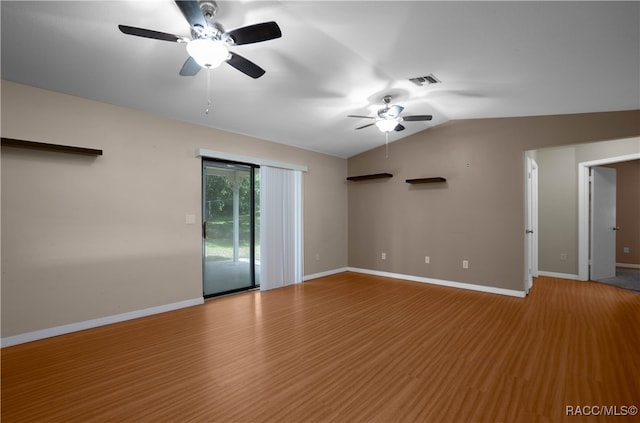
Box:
[617, 263, 640, 269]
[304, 267, 349, 281]
[1, 297, 204, 348]
[347, 267, 526, 298]
[537, 271, 580, 280]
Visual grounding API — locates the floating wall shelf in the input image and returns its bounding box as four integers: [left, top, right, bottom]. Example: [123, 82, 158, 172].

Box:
[1, 137, 103, 156]
[346, 173, 393, 181]
[405, 177, 447, 184]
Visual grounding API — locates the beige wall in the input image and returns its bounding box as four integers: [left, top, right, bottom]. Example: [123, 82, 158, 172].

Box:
[536, 147, 578, 274]
[606, 160, 640, 265]
[347, 111, 640, 291]
[1, 81, 348, 338]
[535, 139, 640, 275]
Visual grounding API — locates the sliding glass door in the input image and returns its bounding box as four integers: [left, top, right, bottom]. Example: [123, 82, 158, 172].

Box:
[202, 160, 259, 297]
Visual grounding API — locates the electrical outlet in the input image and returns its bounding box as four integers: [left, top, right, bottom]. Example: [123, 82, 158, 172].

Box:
[381, 252, 386, 260]
[624, 247, 630, 254]
[185, 214, 196, 225]
[425, 256, 430, 264]
[315, 253, 320, 261]
[462, 260, 469, 269]
[560, 253, 567, 261]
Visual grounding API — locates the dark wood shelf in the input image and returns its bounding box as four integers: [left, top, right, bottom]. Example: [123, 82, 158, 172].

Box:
[346, 173, 393, 181]
[1, 137, 103, 156]
[405, 177, 447, 184]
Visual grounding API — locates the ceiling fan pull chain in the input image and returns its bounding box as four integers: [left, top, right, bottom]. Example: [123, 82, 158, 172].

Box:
[205, 67, 212, 115]
[385, 132, 389, 159]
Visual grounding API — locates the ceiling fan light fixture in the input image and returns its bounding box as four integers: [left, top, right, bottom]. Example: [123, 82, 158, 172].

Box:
[376, 118, 399, 133]
[186, 38, 228, 68]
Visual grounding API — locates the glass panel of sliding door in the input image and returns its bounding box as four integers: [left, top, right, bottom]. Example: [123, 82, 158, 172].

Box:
[202, 160, 258, 297]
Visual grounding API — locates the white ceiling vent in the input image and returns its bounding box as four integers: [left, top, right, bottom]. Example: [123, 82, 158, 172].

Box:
[409, 74, 441, 86]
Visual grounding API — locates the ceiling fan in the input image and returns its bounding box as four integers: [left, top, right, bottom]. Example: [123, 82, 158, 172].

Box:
[348, 95, 433, 133]
[118, 0, 281, 79]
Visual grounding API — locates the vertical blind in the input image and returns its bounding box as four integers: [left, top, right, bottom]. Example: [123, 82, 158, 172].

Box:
[259, 166, 303, 291]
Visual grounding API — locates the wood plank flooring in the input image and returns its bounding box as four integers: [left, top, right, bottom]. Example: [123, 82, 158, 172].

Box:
[2, 273, 639, 422]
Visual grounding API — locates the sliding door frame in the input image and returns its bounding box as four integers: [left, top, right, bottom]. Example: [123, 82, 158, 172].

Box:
[202, 158, 259, 298]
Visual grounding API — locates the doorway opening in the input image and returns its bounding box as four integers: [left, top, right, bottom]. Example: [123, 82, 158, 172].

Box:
[578, 153, 640, 283]
[202, 159, 260, 297]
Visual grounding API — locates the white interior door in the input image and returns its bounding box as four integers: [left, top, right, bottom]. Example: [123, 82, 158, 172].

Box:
[524, 157, 539, 293]
[590, 166, 617, 280]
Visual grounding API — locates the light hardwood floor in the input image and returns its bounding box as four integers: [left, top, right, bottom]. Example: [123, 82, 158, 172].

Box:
[2, 273, 639, 422]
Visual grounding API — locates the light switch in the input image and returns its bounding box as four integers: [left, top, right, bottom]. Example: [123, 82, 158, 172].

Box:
[185, 214, 196, 225]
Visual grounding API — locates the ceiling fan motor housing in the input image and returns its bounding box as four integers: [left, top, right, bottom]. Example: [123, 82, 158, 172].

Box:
[199, 1, 217, 20]
[192, 1, 225, 39]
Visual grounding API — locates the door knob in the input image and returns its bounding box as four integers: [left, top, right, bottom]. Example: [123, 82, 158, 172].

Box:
[526, 229, 534, 234]
[613, 227, 620, 231]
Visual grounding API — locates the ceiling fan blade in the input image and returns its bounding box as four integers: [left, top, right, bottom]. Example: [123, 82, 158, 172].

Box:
[386, 104, 404, 118]
[347, 115, 375, 119]
[179, 56, 201, 76]
[118, 25, 183, 42]
[226, 22, 282, 45]
[226, 52, 266, 79]
[394, 124, 406, 132]
[175, 0, 207, 29]
[402, 115, 433, 121]
[355, 123, 375, 130]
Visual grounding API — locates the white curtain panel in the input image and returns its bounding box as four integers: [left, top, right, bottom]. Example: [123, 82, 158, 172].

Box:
[259, 166, 303, 291]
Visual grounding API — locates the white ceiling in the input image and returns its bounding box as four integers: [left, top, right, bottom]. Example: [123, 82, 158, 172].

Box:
[2, 1, 639, 158]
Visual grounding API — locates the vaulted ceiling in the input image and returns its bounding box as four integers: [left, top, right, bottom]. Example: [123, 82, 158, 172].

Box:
[2, 1, 639, 158]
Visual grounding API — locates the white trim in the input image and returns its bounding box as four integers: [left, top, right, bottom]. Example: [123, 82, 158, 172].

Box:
[347, 267, 526, 298]
[524, 155, 539, 293]
[578, 164, 589, 280]
[617, 263, 640, 269]
[304, 267, 349, 281]
[196, 148, 308, 172]
[578, 150, 640, 281]
[537, 271, 580, 280]
[1, 297, 204, 348]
